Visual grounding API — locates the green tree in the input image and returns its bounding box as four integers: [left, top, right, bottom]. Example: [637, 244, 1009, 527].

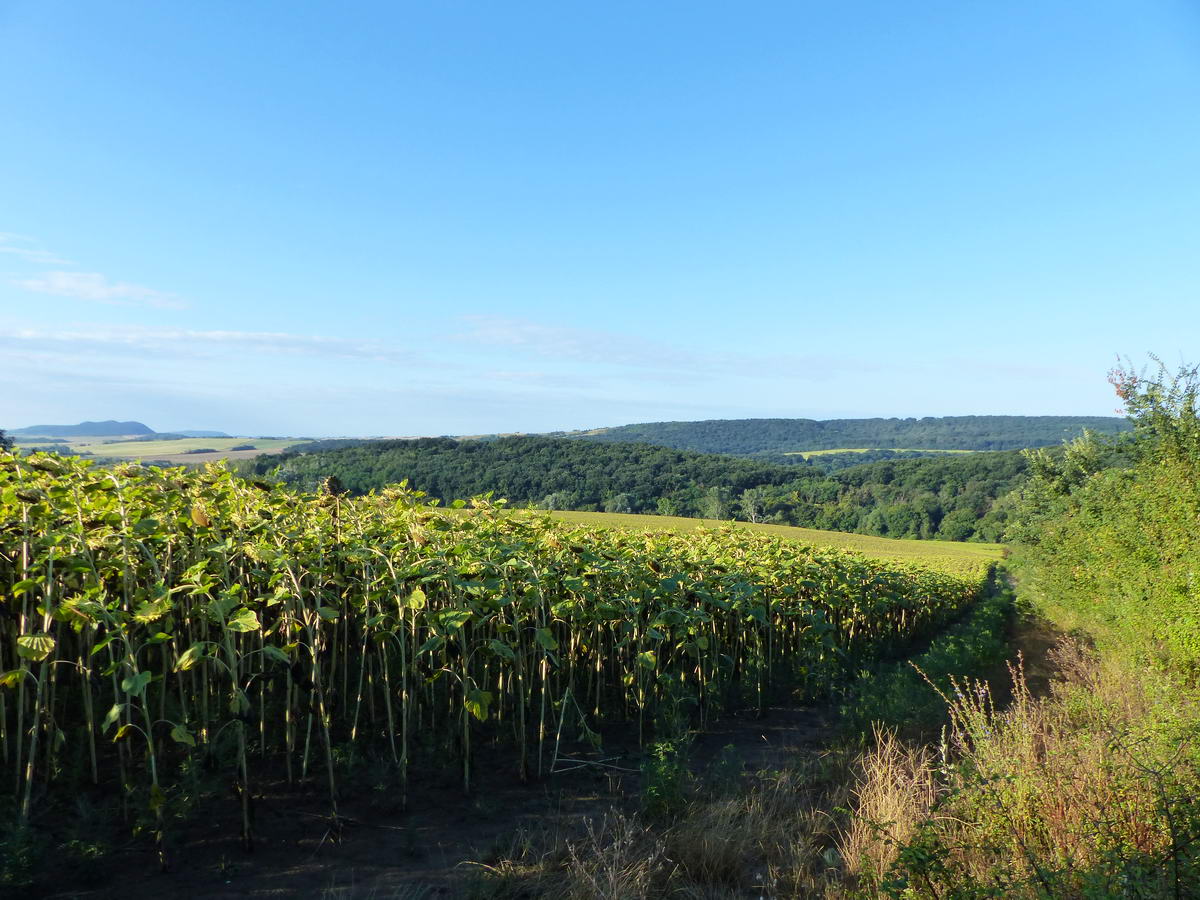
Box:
[603, 492, 633, 514]
[0, 430, 11, 451]
[655, 496, 680, 517]
[738, 486, 771, 523]
[698, 486, 731, 519]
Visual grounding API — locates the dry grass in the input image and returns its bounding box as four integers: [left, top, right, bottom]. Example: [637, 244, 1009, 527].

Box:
[472, 640, 1200, 898]
[840, 725, 938, 883]
[841, 642, 1200, 896]
[470, 760, 852, 898]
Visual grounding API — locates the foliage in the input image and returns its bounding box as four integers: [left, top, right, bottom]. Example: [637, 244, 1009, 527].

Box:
[566, 415, 1131, 455]
[849, 359, 1200, 897]
[843, 581, 1015, 738]
[244, 436, 1029, 542]
[1010, 360, 1200, 675]
[0, 429, 11, 452]
[847, 647, 1200, 898]
[640, 739, 691, 821]
[0, 450, 986, 860]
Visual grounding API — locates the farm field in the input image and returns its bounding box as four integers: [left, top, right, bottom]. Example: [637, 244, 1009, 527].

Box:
[0, 449, 992, 893]
[14, 435, 306, 462]
[782, 447, 978, 458]
[540, 508, 1004, 574]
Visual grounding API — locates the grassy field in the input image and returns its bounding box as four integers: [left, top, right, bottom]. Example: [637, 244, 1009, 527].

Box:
[537, 509, 1004, 573]
[14, 436, 306, 460]
[782, 447, 979, 458]
[13, 435, 306, 466]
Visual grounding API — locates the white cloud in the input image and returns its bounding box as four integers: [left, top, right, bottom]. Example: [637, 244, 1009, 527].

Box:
[16, 271, 187, 310]
[0, 324, 419, 364]
[0, 233, 72, 266]
[455, 314, 850, 380]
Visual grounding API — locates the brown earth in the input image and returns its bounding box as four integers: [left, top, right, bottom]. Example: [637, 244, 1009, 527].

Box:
[37, 702, 832, 900]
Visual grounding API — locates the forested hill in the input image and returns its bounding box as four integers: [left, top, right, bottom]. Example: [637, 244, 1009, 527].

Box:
[563, 415, 1130, 456]
[250, 437, 810, 508]
[243, 436, 1030, 542]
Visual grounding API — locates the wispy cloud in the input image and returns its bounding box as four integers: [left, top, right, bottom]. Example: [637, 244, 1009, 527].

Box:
[455, 314, 853, 380]
[0, 324, 420, 365]
[456, 315, 703, 369]
[0, 233, 72, 266]
[16, 271, 187, 310]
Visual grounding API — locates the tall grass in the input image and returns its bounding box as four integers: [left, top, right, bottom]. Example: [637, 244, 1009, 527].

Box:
[843, 643, 1200, 896]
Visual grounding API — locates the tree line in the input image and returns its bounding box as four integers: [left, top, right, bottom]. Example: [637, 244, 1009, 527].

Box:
[239, 436, 1031, 542]
[564, 415, 1131, 455]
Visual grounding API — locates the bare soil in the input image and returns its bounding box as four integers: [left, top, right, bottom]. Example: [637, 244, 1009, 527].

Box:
[35, 702, 832, 900]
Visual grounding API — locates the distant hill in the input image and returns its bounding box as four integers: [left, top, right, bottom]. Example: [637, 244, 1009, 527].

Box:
[14, 420, 155, 437]
[562, 415, 1132, 457]
[173, 430, 231, 438]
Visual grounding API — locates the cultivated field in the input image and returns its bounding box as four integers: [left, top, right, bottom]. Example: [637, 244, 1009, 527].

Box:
[1, 450, 988, 887]
[13, 435, 306, 463]
[540, 509, 1004, 575]
[782, 447, 979, 458]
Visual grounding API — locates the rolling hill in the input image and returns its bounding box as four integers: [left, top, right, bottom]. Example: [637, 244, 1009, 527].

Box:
[13, 419, 155, 437]
[560, 415, 1131, 457]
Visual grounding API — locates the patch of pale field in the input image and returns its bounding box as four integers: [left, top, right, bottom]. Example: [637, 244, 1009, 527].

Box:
[68, 437, 305, 457]
[782, 447, 979, 458]
[130, 447, 294, 465]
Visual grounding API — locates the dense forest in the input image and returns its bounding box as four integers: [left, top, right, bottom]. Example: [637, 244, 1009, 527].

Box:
[241, 436, 1031, 541]
[564, 414, 1130, 456]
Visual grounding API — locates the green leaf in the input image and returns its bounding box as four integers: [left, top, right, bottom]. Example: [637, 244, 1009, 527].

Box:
[208, 594, 238, 622]
[175, 642, 206, 671]
[417, 635, 445, 656]
[133, 597, 172, 623]
[101, 703, 123, 733]
[534, 628, 558, 651]
[169, 724, 196, 747]
[0, 670, 25, 689]
[464, 688, 493, 722]
[487, 639, 515, 662]
[438, 609, 472, 631]
[16, 634, 54, 662]
[90, 633, 118, 656]
[121, 671, 152, 697]
[406, 588, 427, 610]
[316, 606, 340, 622]
[637, 650, 657, 670]
[226, 608, 261, 632]
[262, 645, 290, 664]
[11, 579, 40, 597]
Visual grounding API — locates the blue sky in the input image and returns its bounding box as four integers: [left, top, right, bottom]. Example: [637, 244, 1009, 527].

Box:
[2, 1, 1198, 436]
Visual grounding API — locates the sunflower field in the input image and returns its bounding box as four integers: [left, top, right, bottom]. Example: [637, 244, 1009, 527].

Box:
[0, 450, 989, 856]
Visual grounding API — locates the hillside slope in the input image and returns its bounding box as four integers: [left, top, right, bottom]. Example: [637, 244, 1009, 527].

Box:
[13, 419, 154, 437]
[565, 415, 1130, 456]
